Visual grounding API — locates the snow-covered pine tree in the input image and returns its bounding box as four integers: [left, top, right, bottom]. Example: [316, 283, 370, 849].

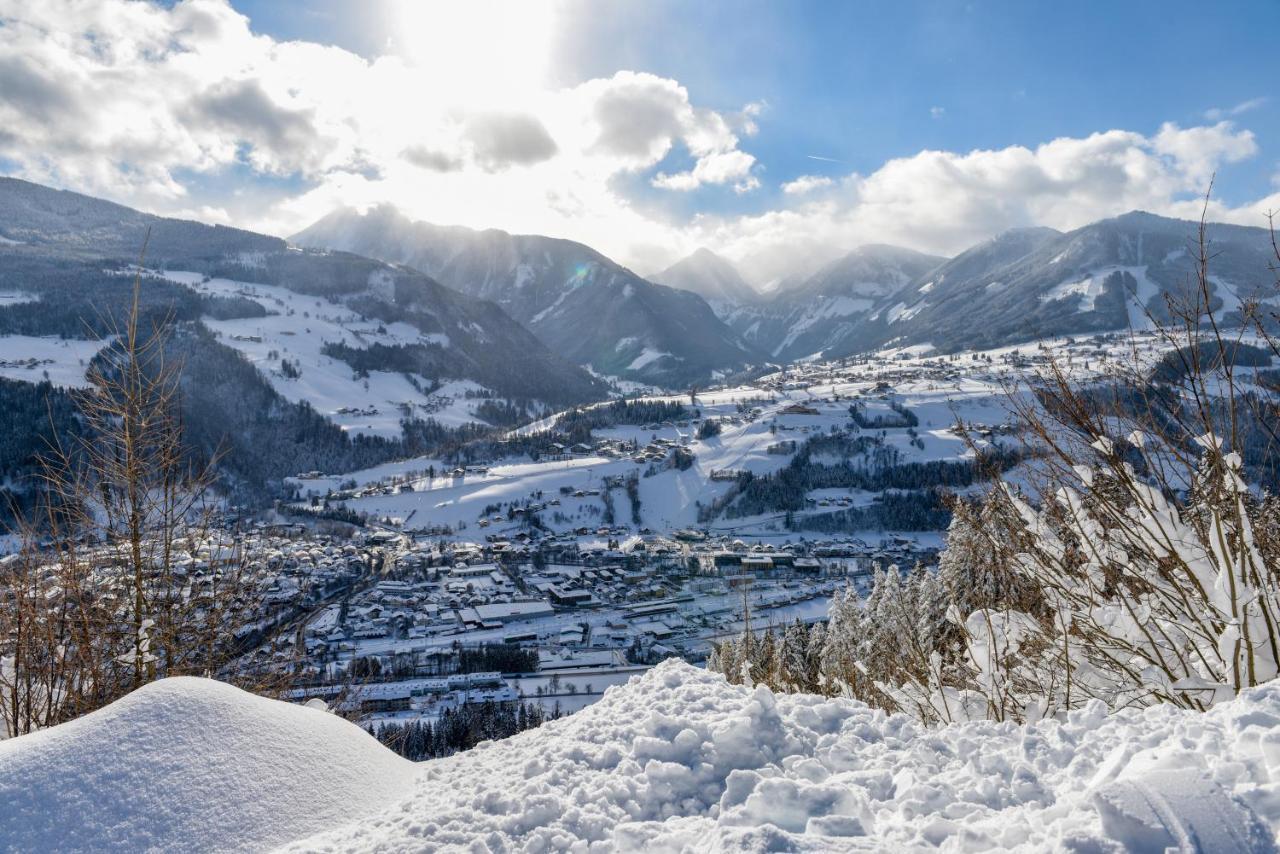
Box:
[753, 629, 778, 688]
[777, 619, 811, 692]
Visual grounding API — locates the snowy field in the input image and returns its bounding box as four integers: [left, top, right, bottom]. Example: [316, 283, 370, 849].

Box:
[0, 335, 105, 387]
[6, 661, 1280, 851]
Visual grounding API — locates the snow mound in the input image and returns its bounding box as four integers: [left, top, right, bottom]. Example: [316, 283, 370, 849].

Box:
[287, 660, 1280, 852]
[7, 664, 1280, 852]
[0, 676, 417, 853]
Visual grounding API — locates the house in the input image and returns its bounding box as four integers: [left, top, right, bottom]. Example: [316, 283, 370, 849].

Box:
[549, 586, 594, 607]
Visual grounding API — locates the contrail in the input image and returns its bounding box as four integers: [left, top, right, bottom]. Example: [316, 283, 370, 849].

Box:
[806, 154, 844, 163]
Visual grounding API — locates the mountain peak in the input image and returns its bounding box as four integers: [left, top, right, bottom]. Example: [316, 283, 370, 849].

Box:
[652, 247, 758, 310]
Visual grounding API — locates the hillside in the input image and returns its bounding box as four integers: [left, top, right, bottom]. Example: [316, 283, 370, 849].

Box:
[292, 206, 759, 387]
[3, 661, 1279, 851]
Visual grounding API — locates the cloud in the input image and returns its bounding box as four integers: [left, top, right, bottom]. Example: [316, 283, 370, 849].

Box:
[0, 55, 81, 125]
[0, 2, 762, 242]
[402, 145, 463, 173]
[694, 124, 1274, 285]
[463, 112, 558, 170]
[583, 71, 758, 190]
[0, 0, 1273, 288]
[653, 150, 758, 193]
[1152, 121, 1257, 185]
[1204, 97, 1267, 122]
[781, 174, 833, 195]
[930, 106, 945, 119]
[588, 74, 688, 161]
[184, 79, 322, 174]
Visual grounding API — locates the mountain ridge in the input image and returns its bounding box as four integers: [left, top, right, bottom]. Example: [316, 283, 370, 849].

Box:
[292, 206, 760, 387]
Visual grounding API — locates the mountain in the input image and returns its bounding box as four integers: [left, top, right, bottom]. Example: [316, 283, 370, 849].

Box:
[0, 179, 609, 503]
[650, 248, 759, 316]
[724, 244, 945, 361]
[291, 206, 758, 387]
[850, 212, 1279, 354]
[0, 178, 603, 404]
[724, 212, 1279, 361]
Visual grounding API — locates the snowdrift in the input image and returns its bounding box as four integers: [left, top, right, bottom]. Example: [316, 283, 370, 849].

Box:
[6, 663, 1280, 851]
[0, 677, 417, 853]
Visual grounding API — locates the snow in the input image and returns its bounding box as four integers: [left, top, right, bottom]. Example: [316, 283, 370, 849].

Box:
[626, 348, 671, 371]
[775, 296, 876, 356]
[0, 676, 417, 853]
[886, 301, 923, 324]
[1041, 265, 1164, 324]
[287, 666, 1280, 850]
[0, 335, 106, 387]
[1042, 272, 1109, 311]
[0, 289, 36, 305]
[16, 662, 1280, 851]
[158, 271, 504, 436]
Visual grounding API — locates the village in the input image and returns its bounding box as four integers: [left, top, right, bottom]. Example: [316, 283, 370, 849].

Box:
[241, 330, 1183, 725]
[235, 521, 936, 724]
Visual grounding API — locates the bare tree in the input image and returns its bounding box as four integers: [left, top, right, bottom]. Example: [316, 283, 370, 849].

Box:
[1, 237, 268, 736]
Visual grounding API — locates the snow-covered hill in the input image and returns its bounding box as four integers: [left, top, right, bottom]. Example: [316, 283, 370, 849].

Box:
[725, 212, 1277, 362]
[0, 178, 606, 410]
[292, 206, 759, 387]
[5, 661, 1280, 851]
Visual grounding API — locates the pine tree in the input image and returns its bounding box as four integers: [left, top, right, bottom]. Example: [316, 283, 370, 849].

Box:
[778, 619, 811, 691]
[753, 629, 778, 688]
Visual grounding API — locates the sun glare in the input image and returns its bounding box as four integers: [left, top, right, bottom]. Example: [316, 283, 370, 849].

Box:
[387, 0, 559, 103]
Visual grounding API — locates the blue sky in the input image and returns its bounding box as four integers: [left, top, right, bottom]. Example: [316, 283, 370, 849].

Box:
[3, 0, 1277, 279]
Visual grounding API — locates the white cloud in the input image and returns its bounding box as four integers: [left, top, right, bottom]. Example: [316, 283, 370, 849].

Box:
[0, 0, 760, 244]
[1151, 121, 1257, 186]
[653, 150, 758, 192]
[781, 174, 833, 195]
[1204, 97, 1267, 122]
[930, 106, 945, 119]
[695, 124, 1275, 284]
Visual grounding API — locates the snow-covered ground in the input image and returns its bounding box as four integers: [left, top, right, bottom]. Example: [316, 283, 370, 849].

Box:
[0, 676, 417, 853]
[6, 661, 1280, 852]
[0, 335, 106, 387]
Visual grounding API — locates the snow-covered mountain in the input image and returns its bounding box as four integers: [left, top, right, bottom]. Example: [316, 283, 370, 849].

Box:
[6, 661, 1280, 851]
[0, 178, 603, 408]
[725, 244, 945, 361]
[726, 212, 1278, 361]
[292, 206, 759, 387]
[650, 247, 759, 316]
[0, 179, 610, 501]
[849, 212, 1280, 354]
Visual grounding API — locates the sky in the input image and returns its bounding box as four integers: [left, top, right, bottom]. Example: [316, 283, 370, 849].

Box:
[0, 0, 1277, 284]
